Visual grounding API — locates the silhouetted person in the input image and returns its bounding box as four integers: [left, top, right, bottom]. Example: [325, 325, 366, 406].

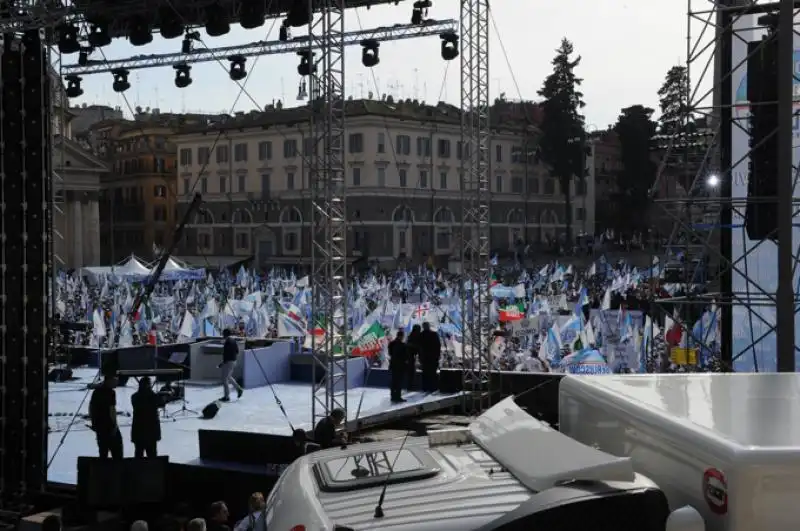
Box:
[389, 330, 408, 402]
[406, 324, 422, 391]
[89, 370, 123, 459]
[220, 329, 243, 402]
[292, 428, 320, 459]
[314, 408, 347, 448]
[419, 322, 442, 392]
[131, 376, 161, 458]
[207, 502, 230, 531]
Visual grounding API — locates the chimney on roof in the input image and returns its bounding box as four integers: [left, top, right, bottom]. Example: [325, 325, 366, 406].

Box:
[368, 91, 374, 99]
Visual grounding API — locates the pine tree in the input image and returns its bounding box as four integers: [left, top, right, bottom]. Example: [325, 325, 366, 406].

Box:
[537, 38, 586, 245]
[613, 105, 658, 234]
[657, 65, 690, 135]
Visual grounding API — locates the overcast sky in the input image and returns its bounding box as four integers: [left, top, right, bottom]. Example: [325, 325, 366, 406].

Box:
[64, 0, 694, 128]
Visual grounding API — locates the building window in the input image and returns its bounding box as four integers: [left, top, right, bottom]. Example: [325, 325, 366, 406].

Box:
[436, 230, 451, 251]
[183, 177, 190, 194]
[349, 133, 364, 153]
[396, 135, 411, 155]
[576, 207, 586, 221]
[377, 167, 386, 187]
[238, 174, 246, 192]
[219, 176, 227, 194]
[261, 174, 271, 195]
[419, 170, 428, 188]
[287, 172, 295, 190]
[439, 172, 447, 190]
[303, 137, 314, 157]
[495, 144, 502, 162]
[201, 176, 208, 193]
[216, 145, 228, 164]
[377, 133, 386, 153]
[236, 232, 250, 249]
[198, 232, 211, 249]
[284, 231, 299, 252]
[283, 139, 298, 158]
[511, 146, 524, 163]
[198, 147, 210, 165]
[232, 143, 247, 162]
[179, 148, 192, 166]
[495, 175, 503, 193]
[416, 137, 431, 157]
[258, 141, 272, 161]
[352, 167, 361, 186]
[154, 185, 167, 198]
[528, 177, 539, 195]
[398, 168, 407, 187]
[437, 139, 451, 158]
[511, 176, 523, 194]
[544, 178, 555, 195]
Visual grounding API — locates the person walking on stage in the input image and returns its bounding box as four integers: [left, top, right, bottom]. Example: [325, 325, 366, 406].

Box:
[389, 330, 408, 403]
[89, 368, 123, 459]
[419, 322, 442, 393]
[405, 324, 422, 391]
[130, 376, 161, 457]
[220, 328, 244, 402]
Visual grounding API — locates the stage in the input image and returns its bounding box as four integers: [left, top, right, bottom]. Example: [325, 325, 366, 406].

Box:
[46, 368, 464, 486]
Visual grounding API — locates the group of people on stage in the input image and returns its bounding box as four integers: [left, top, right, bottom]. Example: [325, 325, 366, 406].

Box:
[388, 321, 442, 403]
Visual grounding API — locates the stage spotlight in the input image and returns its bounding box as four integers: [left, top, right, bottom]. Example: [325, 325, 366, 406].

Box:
[440, 32, 458, 61]
[87, 22, 111, 47]
[181, 37, 192, 54]
[174, 64, 192, 88]
[112, 68, 131, 93]
[240, 0, 265, 29]
[287, 1, 311, 27]
[205, 4, 230, 36]
[361, 39, 379, 68]
[411, 0, 431, 25]
[279, 20, 290, 42]
[128, 16, 153, 46]
[65, 75, 83, 98]
[57, 24, 80, 54]
[297, 51, 315, 77]
[229, 55, 247, 81]
[159, 7, 184, 39]
[77, 47, 91, 66]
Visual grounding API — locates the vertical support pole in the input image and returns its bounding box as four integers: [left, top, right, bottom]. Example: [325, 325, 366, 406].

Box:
[776, 0, 795, 371]
[718, 7, 733, 370]
[309, 0, 349, 425]
[460, 0, 491, 412]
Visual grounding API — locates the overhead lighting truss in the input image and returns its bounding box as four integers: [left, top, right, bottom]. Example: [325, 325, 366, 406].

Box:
[460, 0, 492, 413]
[651, 0, 800, 373]
[61, 20, 457, 75]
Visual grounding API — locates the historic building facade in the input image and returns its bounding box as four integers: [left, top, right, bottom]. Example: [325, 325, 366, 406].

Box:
[172, 99, 596, 267]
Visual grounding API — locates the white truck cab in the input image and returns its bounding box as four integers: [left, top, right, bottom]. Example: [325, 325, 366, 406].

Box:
[559, 372, 800, 531]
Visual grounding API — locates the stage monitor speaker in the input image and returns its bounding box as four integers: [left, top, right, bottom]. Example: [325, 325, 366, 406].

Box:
[101, 349, 120, 377]
[47, 367, 73, 382]
[77, 456, 168, 509]
[202, 401, 220, 419]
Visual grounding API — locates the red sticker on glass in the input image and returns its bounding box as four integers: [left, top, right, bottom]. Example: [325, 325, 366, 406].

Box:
[703, 467, 728, 515]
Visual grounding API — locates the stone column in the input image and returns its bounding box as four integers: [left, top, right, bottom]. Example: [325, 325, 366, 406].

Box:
[86, 199, 101, 265]
[72, 199, 83, 268]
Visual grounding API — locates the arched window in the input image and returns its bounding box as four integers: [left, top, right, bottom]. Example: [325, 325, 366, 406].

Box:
[392, 205, 414, 223]
[544, 178, 556, 195]
[194, 209, 214, 224]
[433, 207, 454, 224]
[232, 208, 253, 224]
[280, 206, 303, 224]
[507, 209, 524, 224]
[539, 209, 551, 225]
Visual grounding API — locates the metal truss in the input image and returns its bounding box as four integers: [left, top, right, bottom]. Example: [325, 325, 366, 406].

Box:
[308, 0, 349, 426]
[61, 20, 457, 75]
[651, 0, 800, 372]
[459, 0, 491, 412]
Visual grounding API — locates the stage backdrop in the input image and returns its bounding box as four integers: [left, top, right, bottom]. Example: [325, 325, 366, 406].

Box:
[730, 13, 800, 371]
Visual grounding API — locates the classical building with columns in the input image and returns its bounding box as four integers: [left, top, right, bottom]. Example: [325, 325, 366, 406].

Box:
[51, 69, 108, 269]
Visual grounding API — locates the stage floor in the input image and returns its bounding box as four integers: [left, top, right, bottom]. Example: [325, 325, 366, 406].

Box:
[47, 368, 462, 485]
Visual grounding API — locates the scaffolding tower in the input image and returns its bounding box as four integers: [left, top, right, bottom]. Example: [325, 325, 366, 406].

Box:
[459, 0, 492, 412]
[652, 0, 800, 372]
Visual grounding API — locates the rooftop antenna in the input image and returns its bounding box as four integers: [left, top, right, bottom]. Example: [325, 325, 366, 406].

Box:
[413, 68, 419, 100]
[373, 429, 413, 519]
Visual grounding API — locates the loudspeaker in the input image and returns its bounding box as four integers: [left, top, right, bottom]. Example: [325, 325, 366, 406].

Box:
[47, 367, 73, 382]
[201, 401, 220, 419]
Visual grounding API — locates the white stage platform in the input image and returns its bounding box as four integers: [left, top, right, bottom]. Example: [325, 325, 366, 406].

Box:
[47, 368, 463, 485]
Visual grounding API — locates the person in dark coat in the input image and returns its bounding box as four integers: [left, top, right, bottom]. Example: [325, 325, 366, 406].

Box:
[220, 328, 244, 402]
[313, 408, 346, 448]
[130, 376, 162, 458]
[89, 370, 123, 459]
[405, 324, 422, 391]
[419, 322, 442, 392]
[388, 330, 408, 402]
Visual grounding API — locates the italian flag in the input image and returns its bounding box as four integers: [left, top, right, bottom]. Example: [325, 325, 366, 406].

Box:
[499, 303, 525, 322]
[351, 321, 387, 359]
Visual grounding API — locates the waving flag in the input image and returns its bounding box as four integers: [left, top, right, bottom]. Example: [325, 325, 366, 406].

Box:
[351, 321, 387, 359]
[276, 301, 306, 337]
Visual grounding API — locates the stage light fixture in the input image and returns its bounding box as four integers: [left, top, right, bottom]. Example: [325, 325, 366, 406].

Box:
[174, 64, 192, 88]
[240, 0, 266, 29]
[87, 22, 111, 48]
[205, 4, 230, 37]
[128, 16, 153, 46]
[297, 51, 315, 77]
[158, 7, 184, 39]
[287, 1, 311, 27]
[78, 47, 91, 66]
[57, 24, 80, 54]
[112, 68, 131, 93]
[440, 32, 458, 61]
[229, 55, 247, 81]
[411, 0, 431, 25]
[65, 75, 83, 98]
[279, 21, 290, 42]
[181, 37, 192, 54]
[361, 39, 380, 68]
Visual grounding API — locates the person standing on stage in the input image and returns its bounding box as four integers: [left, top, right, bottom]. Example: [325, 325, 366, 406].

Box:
[419, 322, 442, 393]
[405, 324, 422, 391]
[389, 330, 408, 402]
[89, 369, 123, 459]
[220, 328, 244, 402]
[130, 376, 161, 458]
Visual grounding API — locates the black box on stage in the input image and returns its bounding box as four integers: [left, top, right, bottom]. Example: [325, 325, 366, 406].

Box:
[77, 456, 168, 508]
